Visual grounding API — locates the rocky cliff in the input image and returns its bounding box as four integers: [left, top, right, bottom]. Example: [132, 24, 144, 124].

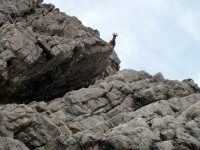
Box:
[0, 0, 120, 104]
[0, 1, 200, 150]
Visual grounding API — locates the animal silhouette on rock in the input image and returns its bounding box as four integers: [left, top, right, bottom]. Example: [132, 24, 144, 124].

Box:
[109, 33, 118, 47]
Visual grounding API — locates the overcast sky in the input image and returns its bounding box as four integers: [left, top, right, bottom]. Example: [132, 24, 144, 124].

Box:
[43, 0, 200, 86]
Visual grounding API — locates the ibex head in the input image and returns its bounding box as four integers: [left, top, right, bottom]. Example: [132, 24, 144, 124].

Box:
[113, 33, 118, 38]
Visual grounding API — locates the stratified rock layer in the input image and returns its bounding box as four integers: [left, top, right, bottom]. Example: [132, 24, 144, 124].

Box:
[0, 0, 120, 103]
[0, 70, 200, 150]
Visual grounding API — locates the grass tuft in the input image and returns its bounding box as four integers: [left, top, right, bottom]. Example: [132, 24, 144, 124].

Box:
[67, 125, 81, 134]
[57, 123, 65, 126]
[170, 106, 179, 112]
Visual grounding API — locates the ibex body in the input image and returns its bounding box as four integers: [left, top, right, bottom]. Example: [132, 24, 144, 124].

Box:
[109, 33, 118, 47]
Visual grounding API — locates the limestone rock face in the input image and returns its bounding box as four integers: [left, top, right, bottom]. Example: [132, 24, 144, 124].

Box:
[0, 1, 200, 150]
[0, 0, 119, 104]
[0, 70, 200, 150]
[0, 137, 29, 150]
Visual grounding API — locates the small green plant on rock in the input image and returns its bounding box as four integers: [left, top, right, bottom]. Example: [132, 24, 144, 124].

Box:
[57, 123, 65, 126]
[67, 125, 81, 134]
[170, 106, 179, 112]
[35, 106, 46, 113]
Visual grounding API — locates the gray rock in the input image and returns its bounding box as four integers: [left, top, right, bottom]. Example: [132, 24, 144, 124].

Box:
[160, 129, 175, 140]
[1, 50, 16, 62]
[0, 103, 62, 149]
[152, 72, 165, 82]
[152, 141, 174, 150]
[16, 113, 61, 148]
[3, 69, 196, 150]
[0, 104, 33, 138]
[0, 1, 200, 150]
[0, 0, 120, 104]
[0, 137, 29, 150]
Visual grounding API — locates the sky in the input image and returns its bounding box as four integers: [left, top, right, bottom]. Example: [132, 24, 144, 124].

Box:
[43, 0, 200, 86]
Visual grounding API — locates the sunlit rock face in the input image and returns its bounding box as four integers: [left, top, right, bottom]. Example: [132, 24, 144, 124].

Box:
[0, 0, 120, 104]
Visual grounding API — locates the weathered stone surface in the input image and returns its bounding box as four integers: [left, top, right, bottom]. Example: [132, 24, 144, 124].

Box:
[0, 103, 69, 149]
[0, 1, 200, 150]
[0, 0, 120, 104]
[0, 69, 200, 149]
[151, 141, 174, 150]
[16, 114, 61, 148]
[0, 137, 29, 150]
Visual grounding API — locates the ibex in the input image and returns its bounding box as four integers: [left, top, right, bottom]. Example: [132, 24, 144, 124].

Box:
[109, 33, 118, 47]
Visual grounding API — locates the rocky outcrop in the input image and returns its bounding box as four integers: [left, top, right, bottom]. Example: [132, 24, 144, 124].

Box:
[0, 137, 29, 150]
[0, 70, 200, 150]
[0, 1, 200, 150]
[0, 0, 119, 104]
